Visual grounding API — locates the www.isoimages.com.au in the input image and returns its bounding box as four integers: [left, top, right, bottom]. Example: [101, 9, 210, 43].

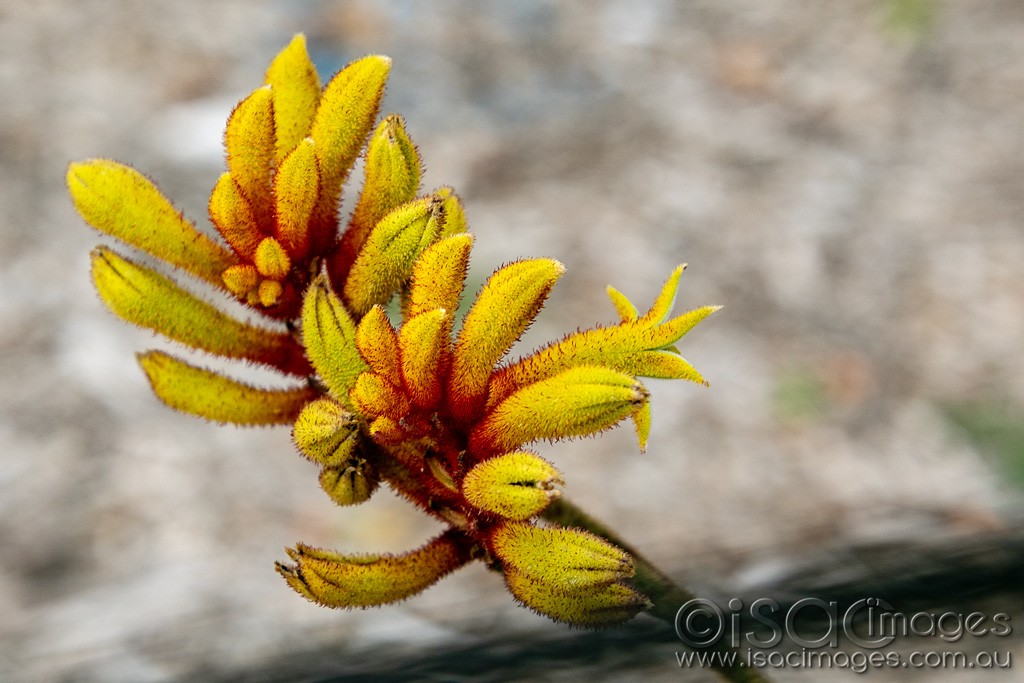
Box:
[675, 647, 1012, 674]
[672, 597, 1013, 673]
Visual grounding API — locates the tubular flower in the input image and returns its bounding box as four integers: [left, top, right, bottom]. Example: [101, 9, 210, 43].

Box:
[69, 35, 718, 628]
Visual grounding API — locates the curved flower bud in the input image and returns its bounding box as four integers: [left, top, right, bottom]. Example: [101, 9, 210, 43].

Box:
[209, 172, 262, 260]
[68, 160, 237, 286]
[319, 456, 378, 506]
[355, 305, 401, 378]
[264, 33, 320, 163]
[489, 522, 634, 588]
[138, 351, 316, 425]
[224, 85, 276, 232]
[462, 452, 563, 520]
[273, 138, 320, 260]
[276, 530, 472, 608]
[342, 195, 439, 316]
[449, 258, 564, 423]
[344, 114, 422, 262]
[469, 366, 648, 457]
[350, 372, 410, 422]
[254, 237, 291, 280]
[405, 233, 473, 320]
[91, 247, 308, 375]
[292, 398, 360, 466]
[398, 308, 448, 409]
[504, 569, 650, 627]
[222, 264, 260, 298]
[309, 54, 391, 252]
[301, 276, 366, 401]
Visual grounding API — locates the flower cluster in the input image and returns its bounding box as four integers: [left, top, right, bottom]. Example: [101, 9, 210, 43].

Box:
[68, 35, 717, 627]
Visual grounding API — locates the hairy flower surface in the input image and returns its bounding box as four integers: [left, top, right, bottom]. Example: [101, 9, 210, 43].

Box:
[69, 34, 718, 627]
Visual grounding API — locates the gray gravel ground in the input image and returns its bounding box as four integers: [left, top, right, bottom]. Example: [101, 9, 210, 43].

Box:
[3, 1, 1024, 681]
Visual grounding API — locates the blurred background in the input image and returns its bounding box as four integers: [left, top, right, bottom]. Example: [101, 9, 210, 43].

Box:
[3, 1, 1024, 680]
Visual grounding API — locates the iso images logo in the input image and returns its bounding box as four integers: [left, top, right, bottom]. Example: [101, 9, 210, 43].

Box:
[675, 597, 1012, 649]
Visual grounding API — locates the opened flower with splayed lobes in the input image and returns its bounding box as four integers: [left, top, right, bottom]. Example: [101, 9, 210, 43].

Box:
[68, 35, 718, 629]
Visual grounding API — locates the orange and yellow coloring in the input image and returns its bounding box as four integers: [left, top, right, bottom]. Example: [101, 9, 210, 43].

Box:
[68, 35, 718, 627]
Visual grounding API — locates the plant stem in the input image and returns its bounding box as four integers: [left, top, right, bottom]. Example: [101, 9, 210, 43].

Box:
[542, 497, 771, 683]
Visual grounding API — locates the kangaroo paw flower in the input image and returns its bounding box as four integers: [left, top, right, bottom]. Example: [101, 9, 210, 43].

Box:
[71, 34, 720, 631]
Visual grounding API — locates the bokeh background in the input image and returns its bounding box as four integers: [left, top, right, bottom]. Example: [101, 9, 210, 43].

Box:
[3, 1, 1024, 681]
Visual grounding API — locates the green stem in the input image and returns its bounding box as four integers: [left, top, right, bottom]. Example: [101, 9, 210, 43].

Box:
[542, 497, 771, 683]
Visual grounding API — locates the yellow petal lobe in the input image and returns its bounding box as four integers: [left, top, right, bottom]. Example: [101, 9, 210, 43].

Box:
[490, 267, 719, 406]
[606, 285, 639, 323]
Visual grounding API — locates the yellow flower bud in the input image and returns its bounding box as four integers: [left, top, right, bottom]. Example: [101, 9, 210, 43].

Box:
[139, 351, 315, 426]
[292, 398, 360, 466]
[224, 85, 275, 233]
[254, 237, 291, 280]
[469, 366, 648, 456]
[301, 276, 367, 401]
[462, 452, 562, 520]
[342, 195, 437, 316]
[68, 160, 236, 286]
[350, 372, 410, 421]
[449, 258, 564, 423]
[91, 247, 305, 374]
[264, 33, 320, 163]
[489, 522, 634, 589]
[221, 264, 259, 297]
[209, 172, 262, 260]
[273, 138, 319, 259]
[319, 457, 377, 506]
[276, 530, 471, 608]
[347, 114, 422, 252]
[504, 568, 650, 627]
